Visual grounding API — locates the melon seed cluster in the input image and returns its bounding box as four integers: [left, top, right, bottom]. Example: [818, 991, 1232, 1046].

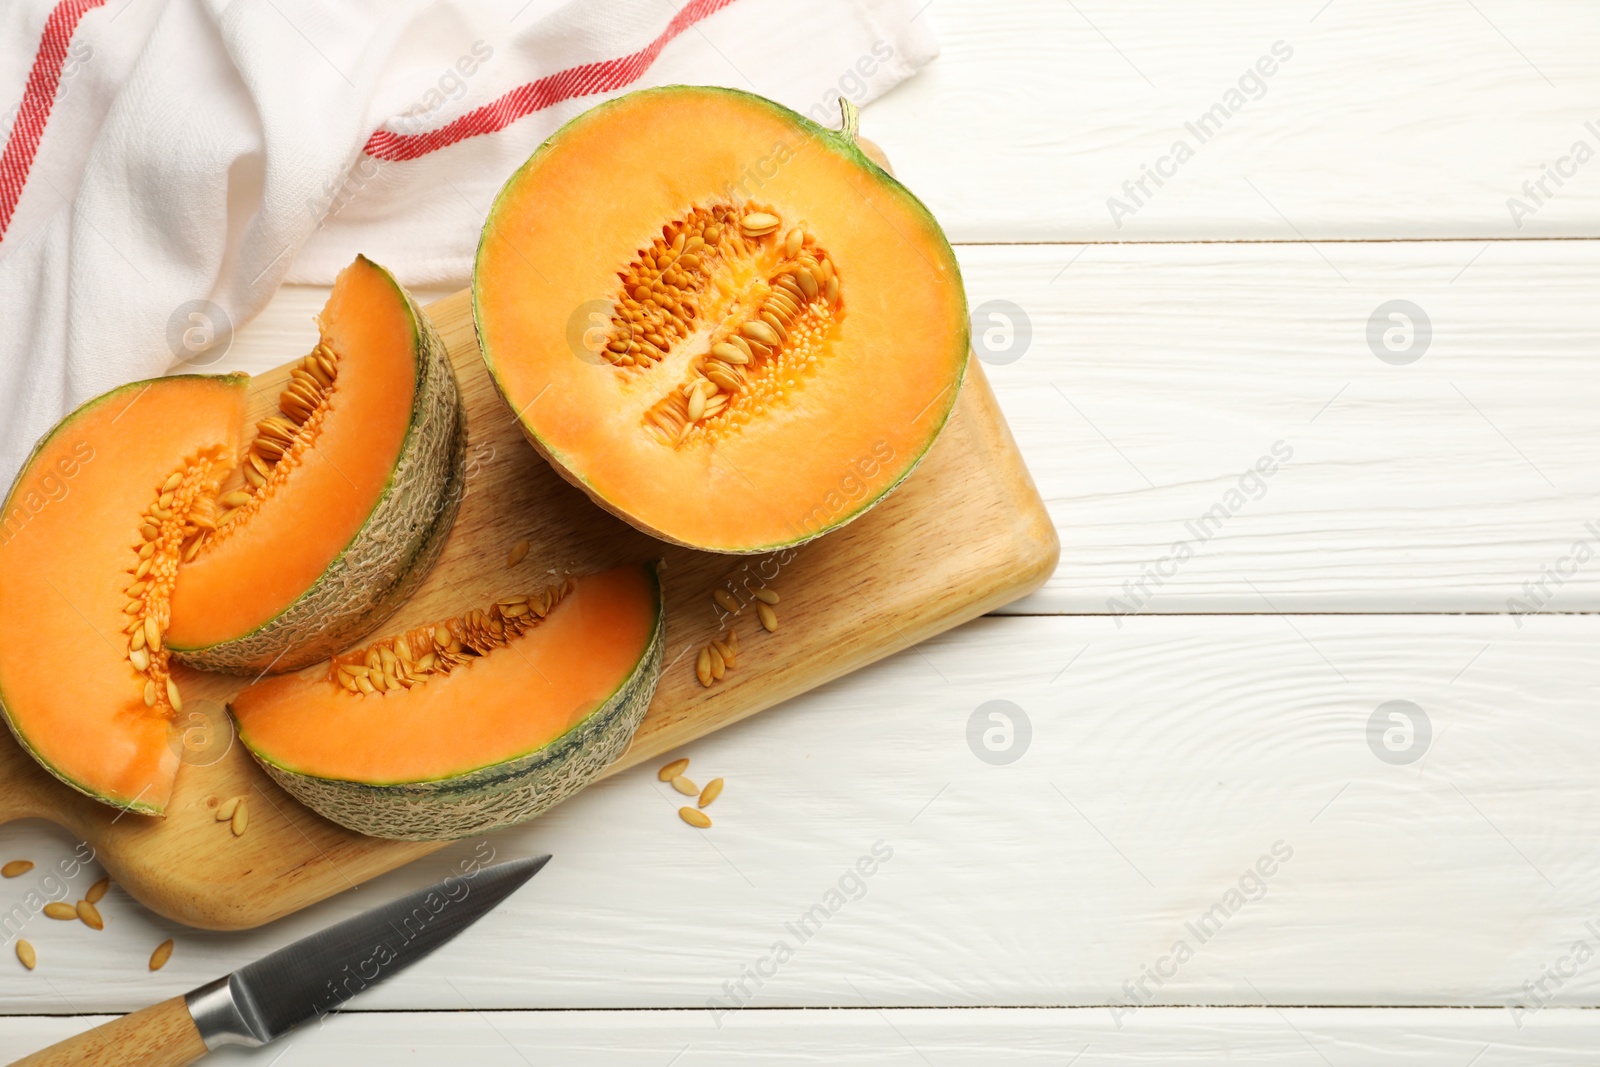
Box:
[601, 203, 841, 448]
[657, 757, 723, 828]
[220, 342, 342, 525]
[123, 457, 228, 717]
[121, 341, 344, 717]
[328, 579, 572, 695]
[696, 586, 779, 688]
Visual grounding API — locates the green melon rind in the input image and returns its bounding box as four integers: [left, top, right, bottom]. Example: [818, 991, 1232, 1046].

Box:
[234, 569, 665, 841]
[172, 259, 466, 675]
[0, 374, 250, 816]
[471, 85, 970, 555]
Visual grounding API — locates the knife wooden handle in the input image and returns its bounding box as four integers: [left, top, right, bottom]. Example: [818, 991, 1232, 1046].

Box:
[9, 996, 208, 1066]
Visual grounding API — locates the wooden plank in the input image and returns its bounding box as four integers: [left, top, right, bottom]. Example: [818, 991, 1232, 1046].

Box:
[5, 1008, 1599, 1064]
[958, 239, 1600, 613]
[868, 0, 1600, 241]
[0, 287, 1053, 931]
[1, 613, 1596, 1013]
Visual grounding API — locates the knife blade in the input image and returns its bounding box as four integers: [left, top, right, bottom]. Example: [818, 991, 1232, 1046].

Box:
[10, 854, 549, 1066]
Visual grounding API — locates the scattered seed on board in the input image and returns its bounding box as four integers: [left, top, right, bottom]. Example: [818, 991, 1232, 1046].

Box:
[658, 758, 689, 781]
[76, 899, 104, 931]
[15, 940, 35, 970]
[698, 778, 724, 809]
[507, 539, 530, 568]
[149, 938, 175, 972]
[231, 797, 249, 837]
[695, 646, 713, 687]
[43, 902, 76, 921]
[679, 807, 712, 829]
[713, 589, 741, 614]
[86, 877, 109, 905]
[757, 602, 778, 633]
[1, 860, 33, 878]
[671, 775, 699, 796]
[215, 796, 241, 822]
[752, 588, 779, 605]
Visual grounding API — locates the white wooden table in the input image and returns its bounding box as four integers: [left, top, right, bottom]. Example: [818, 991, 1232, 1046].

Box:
[7, 0, 1600, 1061]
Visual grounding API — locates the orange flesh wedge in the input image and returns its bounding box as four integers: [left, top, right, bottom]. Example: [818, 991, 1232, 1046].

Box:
[474, 86, 969, 552]
[166, 257, 421, 651]
[0, 376, 247, 813]
[231, 564, 658, 785]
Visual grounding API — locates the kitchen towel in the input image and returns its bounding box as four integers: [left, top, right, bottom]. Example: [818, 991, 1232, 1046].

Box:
[0, 0, 937, 483]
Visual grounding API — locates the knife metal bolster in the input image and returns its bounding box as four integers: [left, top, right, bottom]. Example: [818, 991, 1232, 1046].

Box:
[184, 975, 272, 1049]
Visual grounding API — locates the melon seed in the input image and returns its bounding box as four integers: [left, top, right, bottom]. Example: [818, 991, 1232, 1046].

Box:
[1, 860, 33, 878]
[15, 940, 35, 970]
[161, 472, 183, 493]
[825, 276, 839, 304]
[219, 491, 252, 508]
[757, 603, 778, 633]
[86, 877, 109, 904]
[129, 647, 150, 672]
[695, 646, 713, 688]
[43, 902, 76, 921]
[671, 775, 699, 796]
[742, 320, 779, 347]
[658, 757, 690, 781]
[231, 798, 249, 837]
[144, 616, 162, 652]
[698, 778, 724, 808]
[741, 213, 779, 237]
[76, 899, 104, 931]
[712, 342, 749, 365]
[785, 228, 804, 257]
[752, 588, 779, 605]
[705, 365, 742, 393]
[679, 807, 712, 828]
[166, 677, 183, 712]
[713, 589, 741, 614]
[707, 643, 726, 681]
[795, 270, 819, 300]
[215, 796, 240, 821]
[711, 637, 735, 668]
[149, 938, 174, 971]
[507, 539, 530, 568]
[143, 681, 157, 707]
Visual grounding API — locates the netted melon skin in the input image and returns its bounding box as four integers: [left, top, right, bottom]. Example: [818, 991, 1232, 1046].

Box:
[245, 597, 664, 841]
[174, 277, 465, 676]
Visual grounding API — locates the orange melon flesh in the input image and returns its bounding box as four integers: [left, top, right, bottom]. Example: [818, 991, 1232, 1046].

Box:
[232, 564, 657, 784]
[474, 86, 969, 552]
[0, 376, 247, 813]
[166, 257, 421, 650]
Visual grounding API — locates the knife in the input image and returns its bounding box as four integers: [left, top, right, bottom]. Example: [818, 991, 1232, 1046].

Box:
[12, 854, 550, 1067]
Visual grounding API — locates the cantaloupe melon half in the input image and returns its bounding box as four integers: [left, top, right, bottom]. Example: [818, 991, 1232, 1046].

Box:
[473, 86, 969, 553]
[166, 255, 465, 674]
[230, 563, 663, 840]
[0, 375, 248, 814]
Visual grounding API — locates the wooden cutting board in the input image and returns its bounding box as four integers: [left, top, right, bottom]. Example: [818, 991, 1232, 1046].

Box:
[0, 288, 1057, 931]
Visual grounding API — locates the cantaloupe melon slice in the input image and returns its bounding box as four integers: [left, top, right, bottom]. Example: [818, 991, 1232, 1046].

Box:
[230, 563, 663, 840]
[472, 86, 969, 554]
[166, 255, 465, 674]
[0, 375, 248, 814]
[0, 256, 464, 815]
